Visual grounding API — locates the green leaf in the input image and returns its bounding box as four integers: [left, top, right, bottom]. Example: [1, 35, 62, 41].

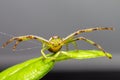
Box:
[54, 50, 112, 61]
[0, 50, 112, 80]
[0, 57, 55, 80]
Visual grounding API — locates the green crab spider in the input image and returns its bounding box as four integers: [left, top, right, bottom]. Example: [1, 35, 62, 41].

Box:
[2, 27, 113, 59]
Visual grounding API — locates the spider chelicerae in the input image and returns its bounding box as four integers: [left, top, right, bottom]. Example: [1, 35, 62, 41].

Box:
[2, 27, 113, 59]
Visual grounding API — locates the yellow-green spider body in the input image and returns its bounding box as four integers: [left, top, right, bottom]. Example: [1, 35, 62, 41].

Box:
[48, 36, 63, 53]
[2, 27, 113, 59]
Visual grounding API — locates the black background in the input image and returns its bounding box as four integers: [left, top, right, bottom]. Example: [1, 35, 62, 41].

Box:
[41, 71, 120, 80]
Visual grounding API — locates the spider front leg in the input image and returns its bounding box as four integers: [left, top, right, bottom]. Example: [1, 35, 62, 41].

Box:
[63, 27, 113, 43]
[2, 35, 49, 58]
[73, 37, 112, 59]
[2, 36, 25, 51]
[2, 35, 49, 50]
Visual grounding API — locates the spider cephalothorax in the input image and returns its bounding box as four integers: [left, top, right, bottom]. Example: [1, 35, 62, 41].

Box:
[2, 27, 113, 59]
[48, 36, 63, 53]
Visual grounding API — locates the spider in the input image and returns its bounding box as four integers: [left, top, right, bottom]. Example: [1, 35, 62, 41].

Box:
[2, 27, 113, 59]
